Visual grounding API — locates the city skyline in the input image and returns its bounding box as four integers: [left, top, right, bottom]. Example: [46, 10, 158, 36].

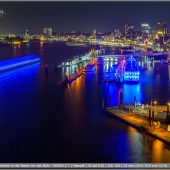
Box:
[0, 2, 170, 34]
[0, 1, 170, 165]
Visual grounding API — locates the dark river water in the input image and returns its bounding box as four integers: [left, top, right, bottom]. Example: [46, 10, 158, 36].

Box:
[0, 42, 170, 163]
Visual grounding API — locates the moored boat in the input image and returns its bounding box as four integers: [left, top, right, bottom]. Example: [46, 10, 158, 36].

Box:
[104, 65, 117, 81]
[124, 56, 140, 83]
[84, 64, 96, 74]
[65, 42, 88, 47]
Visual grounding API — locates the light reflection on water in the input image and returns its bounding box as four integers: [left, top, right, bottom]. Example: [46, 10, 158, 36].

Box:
[0, 43, 170, 162]
[102, 57, 170, 106]
[123, 83, 142, 104]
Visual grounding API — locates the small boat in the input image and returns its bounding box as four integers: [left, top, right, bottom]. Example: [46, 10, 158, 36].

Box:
[84, 64, 96, 74]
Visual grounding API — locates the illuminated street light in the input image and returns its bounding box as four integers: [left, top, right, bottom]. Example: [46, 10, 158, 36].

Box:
[153, 100, 157, 106]
[153, 100, 158, 114]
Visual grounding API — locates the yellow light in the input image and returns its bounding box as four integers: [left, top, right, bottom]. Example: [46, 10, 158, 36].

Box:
[157, 31, 163, 35]
[154, 100, 157, 105]
[40, 36, 46, 41]
[148, 42, 153, 45]
[12, 41, 21, 45]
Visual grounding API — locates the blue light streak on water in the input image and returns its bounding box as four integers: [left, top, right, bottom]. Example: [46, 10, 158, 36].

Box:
[0, 63, 40, 81]
[123, 83, 143, 104]
[103, 82, 120, 107]
[0, 55, 40, 72]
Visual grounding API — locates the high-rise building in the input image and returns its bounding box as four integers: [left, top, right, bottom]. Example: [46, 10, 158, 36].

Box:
[114, 29, 121, 37]
[125, 24, 134, 34]
[141, 23, 150, 33]
[93, 29, 97, 36]
[23, 29, 30, 42]
[125, 24, 128, 34]
[156, 20, 167, 35]
[43, 28, 52, 37]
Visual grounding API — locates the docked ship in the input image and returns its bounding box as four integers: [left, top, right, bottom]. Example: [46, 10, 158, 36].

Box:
[62, 57, 81, 67]
[65, 42, 88, 47]
[84, 63, 96, 74]
[104, 64, 117, 81]
[124, 56, 140, 83]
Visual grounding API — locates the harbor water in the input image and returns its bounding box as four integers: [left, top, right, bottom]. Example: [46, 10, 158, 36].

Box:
[0, 42, 170, 163]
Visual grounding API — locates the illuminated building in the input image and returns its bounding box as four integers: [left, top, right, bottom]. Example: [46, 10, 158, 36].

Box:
[23, 29, 30, 43]
[0, 9, 6, 17]
[156, 20, 167, 35]
[93, 29, 97, 36]
[125, 24, 134, 35]
[0, 34, 6, 41]
[43, 27, 52, 37]
[141, 23, 150, 34]
[114, 29, 121, 37]
[124, 24, 135, 41]
[125, 24, 128, 34]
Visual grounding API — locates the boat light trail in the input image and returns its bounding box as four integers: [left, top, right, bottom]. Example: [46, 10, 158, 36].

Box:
[0, 55, 40, 73]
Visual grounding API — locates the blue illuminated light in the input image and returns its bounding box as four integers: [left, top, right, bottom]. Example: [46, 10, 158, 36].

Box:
[124, 71, 140, 82]
[124, 56, 140, 82]
[123, 84, 143, 104]
[0, 55, 40, 73]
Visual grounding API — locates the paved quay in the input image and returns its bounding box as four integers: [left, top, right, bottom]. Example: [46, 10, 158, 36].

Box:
[106, 107, 170, 145]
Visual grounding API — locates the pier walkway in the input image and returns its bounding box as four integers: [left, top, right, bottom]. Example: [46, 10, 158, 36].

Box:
[107, 107, 170, 145]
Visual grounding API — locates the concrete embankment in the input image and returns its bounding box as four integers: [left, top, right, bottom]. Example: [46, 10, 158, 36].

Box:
[106, 108, 170, 145]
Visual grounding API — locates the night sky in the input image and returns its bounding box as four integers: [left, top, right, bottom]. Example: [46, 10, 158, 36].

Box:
[0, 1, 170, 34]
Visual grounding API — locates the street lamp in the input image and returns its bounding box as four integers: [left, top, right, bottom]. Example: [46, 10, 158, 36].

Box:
[153, 100, 157, 105]
[153, 100, 158, 110]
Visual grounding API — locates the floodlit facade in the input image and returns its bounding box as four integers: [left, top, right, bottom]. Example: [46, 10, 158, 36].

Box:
[43, 27, 52, 37]
[141, 23, 151, 34]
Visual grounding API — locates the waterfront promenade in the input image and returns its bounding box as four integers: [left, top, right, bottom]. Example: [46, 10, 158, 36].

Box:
[107, 107, 170, 145]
